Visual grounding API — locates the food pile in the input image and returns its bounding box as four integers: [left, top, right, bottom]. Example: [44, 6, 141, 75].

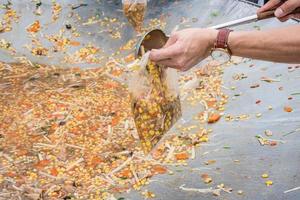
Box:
[0, 57, 226, 199]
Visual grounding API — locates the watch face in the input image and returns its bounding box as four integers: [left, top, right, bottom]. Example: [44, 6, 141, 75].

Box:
[211, 49, 231, 63]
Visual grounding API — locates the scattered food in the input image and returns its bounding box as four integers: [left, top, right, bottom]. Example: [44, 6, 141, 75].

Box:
[250, 84, 260, 88]
[265, 180, 273, 186]
[261, 173, 269, 178]
[261, 76, 280, 83]
[201, 174, 213, 184]
[208, 113, 221, 123]
[204, 160, 216, 165]
[237, 190, 244, 195]
[284, 106, 293, 113]
[264, 130, 273, 137]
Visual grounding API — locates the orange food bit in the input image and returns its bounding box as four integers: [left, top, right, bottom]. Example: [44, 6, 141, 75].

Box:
[118, 168, 132, 179]
[284, 106, 293, 112]
[151, 165, 167, 175]
[27, 20, 41, 33]
[175, 152, 189, 160]
[207, 100, 216, 108]
[69, 41, 81, 46]
[5, 171, 16, 178]
[111, 116, 120, 126]
[34, 159, 51, 170]
[201, 173, 213, 184]
[111, 69, 123, 76]
[204, 160, 216, 165]
[90, 156, 103, 168]
[208, 113, 221, 123]
[270, 141, 277, 146]
[124, 54, 135, 63]
[75, 113, 88, 121]
[50, 167, 59, 176]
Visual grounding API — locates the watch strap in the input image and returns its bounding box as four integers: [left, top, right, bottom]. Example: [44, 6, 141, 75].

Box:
[215, 28, 232, 54]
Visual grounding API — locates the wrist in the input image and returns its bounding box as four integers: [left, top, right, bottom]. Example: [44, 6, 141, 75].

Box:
[208, 29, 218, 49]
[210, 29, 233, 63]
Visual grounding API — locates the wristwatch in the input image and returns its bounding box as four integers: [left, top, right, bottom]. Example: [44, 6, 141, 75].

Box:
[210, 28, 232, 63]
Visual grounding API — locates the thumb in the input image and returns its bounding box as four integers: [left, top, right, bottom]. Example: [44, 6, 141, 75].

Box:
[275, 0, 299, 18]
[163, 34, 178, 48]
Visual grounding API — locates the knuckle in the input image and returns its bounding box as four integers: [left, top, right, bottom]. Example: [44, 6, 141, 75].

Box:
[282, 0, 297, 11]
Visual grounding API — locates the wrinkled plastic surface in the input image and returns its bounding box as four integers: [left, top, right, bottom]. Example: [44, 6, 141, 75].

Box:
[0, 0, 299, 200]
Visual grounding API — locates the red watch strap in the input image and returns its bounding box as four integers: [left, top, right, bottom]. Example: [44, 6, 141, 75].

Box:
[215, 28, 232, 50]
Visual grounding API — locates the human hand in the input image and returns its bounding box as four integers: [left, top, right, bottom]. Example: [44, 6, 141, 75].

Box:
[257, 0, 300, 22]
[149, 28, 218, 71]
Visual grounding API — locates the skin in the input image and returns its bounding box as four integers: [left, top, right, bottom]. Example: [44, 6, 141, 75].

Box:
[149, 0, 300, 71]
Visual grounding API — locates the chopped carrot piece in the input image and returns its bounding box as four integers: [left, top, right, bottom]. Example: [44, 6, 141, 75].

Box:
[69, 41, 81, 46]
[208, 113, 221, 123]
[118, 169, 132, 178]
[175, 152, 189, 160]
[35, 159, 51, 170]
[111, 116, 120, 126]
[27, 20, 41, 33]
[50, 167, 59, 176]
[124, 54, 135, 63]
[207, 100, 216, 107]
[284, 106, 293, 112]
[151, 165, 167, 174]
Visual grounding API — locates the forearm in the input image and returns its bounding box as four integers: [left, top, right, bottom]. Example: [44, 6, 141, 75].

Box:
[228, 25, 300, 63]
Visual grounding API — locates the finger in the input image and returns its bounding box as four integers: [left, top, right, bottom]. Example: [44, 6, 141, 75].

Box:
[156, 59, 180, 69]
[149, 44, 180, 62]
[257, 0, 281, 13]
[275, 0, 300, 18]
[278, 14, 291, 21]
[291, 13, 300, 19]
[280, 13, 300, 21]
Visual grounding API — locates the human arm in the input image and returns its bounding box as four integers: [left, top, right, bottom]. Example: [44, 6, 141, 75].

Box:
[229, 25, 300, 63]
[149, 0, 300, 71]
[149, 25, 300, 71]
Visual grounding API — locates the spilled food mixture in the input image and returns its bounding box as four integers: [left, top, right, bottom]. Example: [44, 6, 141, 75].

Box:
[0, 1, 229, 199]
[0, 59, 226, 199]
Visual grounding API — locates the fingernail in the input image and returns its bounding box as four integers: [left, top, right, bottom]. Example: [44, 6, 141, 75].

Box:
[275, 8, 284, 18]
